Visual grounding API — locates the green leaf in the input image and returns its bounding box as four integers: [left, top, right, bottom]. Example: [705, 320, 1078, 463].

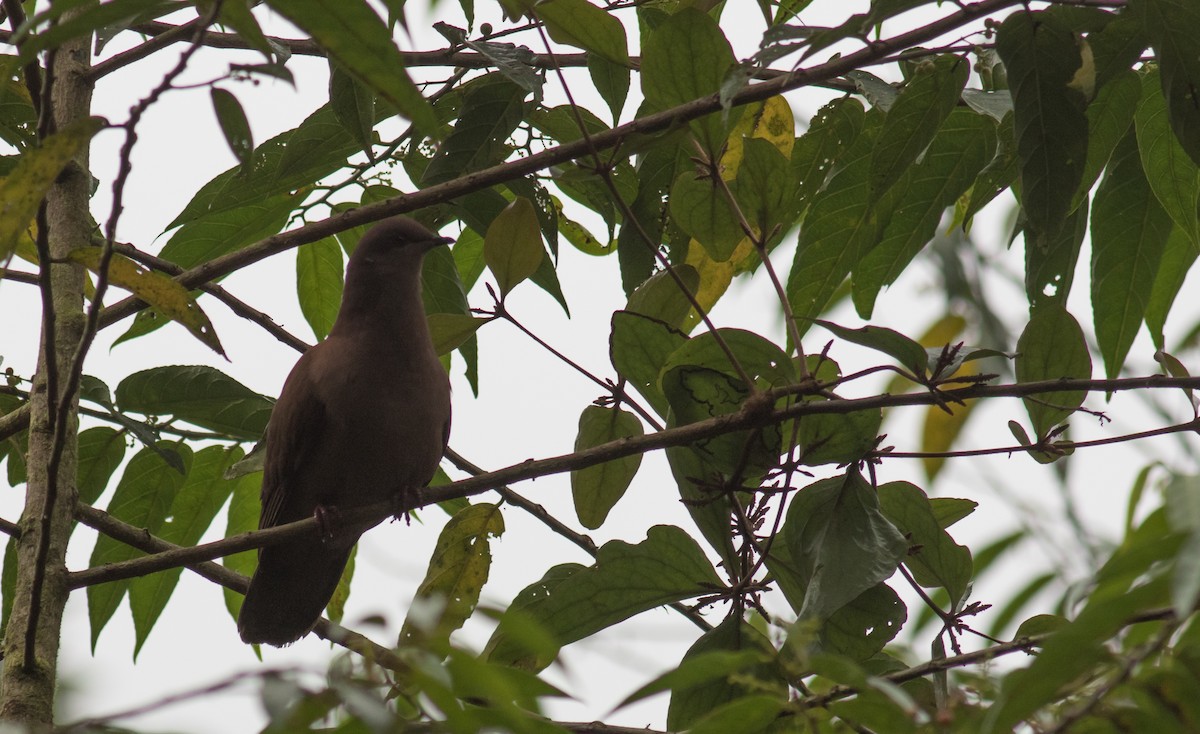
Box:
[929, 497, 978, 528]
[853, 108, 998, 316]
[326, 547, 356, 625]
[640, 8, 738, 153]
[210, 87, 254, 171]
[571, 405, 644, 529]
[669, 169, 743, 261]
[399, 503, 504, 650]
[222, 472, 262, 620]
[0, 116, 104, 261]
[996, 11, 1090, 238]
[1072, 69, 1141, 209]
[166, 105, 358, 229]
[609, 310, 689, 418]
[733, 137, 794, 241]
[1025, 196, 1089, 309]
[962, 114, 1019, 226]
[88, 442, 193, 650]
[421, 74, 527, 187]
[484, 525, 723, 670]
[868, 54, 969, 202]
[484, 196, 544, 296]
[662, 327, 795, 387]
[264, 0, 437, 135]
[129, 446, 241, 657]
[813, 319, 928, 376]
[296, 236, 345, 341]
[664, 617, 785, 730]
[783, 470, 908, 621]
[624, 265, 700, 332]
[877, 482, 972, 606]
[790, 97, 865, 219]
[1130, 0, 1200, 167]
[588, 54, 629, 122]
[1146, 227, 1198, 347]
[617, 143, 676, 294]
[115, 366, 275, 441]
[819, 583, 907, 660]
[157, 192, 299, 270]
[1135, 68, 1200, 246]
[1091, 128, 1173, 378]
[1015, 304, 1092, 436]
[68, 248, 226, 357]
[525, 0, 628, 65]
[787, 108, 882, 333]
[328, 61, 376, 159]
[427, 313, 488, 356]
[76, 426, 127, 506]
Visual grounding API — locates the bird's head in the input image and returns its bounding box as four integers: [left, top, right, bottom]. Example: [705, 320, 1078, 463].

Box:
[348, 216, 454, 278]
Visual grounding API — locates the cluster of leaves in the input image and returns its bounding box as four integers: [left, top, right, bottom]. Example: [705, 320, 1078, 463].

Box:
[4, 0, 1200, 731]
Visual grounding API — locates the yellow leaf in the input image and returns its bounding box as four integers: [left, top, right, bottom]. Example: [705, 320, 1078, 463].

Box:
[68, 248, 226, 357]
[0, 117, 105, 260]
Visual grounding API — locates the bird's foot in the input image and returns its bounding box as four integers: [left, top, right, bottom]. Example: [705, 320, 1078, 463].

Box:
[314, 504, 342, 543]
[392, 486, 422, 525]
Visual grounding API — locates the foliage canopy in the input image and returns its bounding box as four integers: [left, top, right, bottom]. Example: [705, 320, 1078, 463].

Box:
[3, 0, 1200, 731]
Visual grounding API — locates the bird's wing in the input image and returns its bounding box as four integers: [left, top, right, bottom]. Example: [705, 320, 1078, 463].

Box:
[259, 358, 329, 530]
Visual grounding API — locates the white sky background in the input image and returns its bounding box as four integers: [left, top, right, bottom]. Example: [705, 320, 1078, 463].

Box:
[2, 0, 1199, 731]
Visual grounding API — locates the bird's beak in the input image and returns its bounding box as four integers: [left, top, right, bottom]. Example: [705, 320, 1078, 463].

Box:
[425, 236, 455, 251]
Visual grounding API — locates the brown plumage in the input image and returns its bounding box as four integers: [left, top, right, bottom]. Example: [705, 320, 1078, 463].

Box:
[237, 216, 453, 646]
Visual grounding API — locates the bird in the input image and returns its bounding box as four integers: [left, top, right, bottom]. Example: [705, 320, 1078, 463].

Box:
[237, 216, 454, 646]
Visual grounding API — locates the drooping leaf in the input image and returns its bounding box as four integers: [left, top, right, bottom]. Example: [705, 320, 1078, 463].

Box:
[68, 248, 226, 357]
[210, 88, 254, 171]
[76, 426, 127, 506]
[877, 482, 972, 607]
[1135, 68, 1200, 246]
[484, 196, 544, 296]
[328, 61, 376, 159]
[399, 503, 504, 650]
[129, 446, 241, 657]
[1091, 128, 1173, 378]
[571, 405, 644, 529]
[783, 470, 908, 622]
[853, 108, 998, 316]
[1015, 304, 1092, 437]
[996, 11, 1090, 239]
[787, 109, 883, 332]
[296, 236, 345, 341]
[1145, 227, 1198, 347]
[88, 442, 193, 649]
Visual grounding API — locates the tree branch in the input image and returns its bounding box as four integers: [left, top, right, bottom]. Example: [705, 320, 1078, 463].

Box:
[68, 374, 1200, 587]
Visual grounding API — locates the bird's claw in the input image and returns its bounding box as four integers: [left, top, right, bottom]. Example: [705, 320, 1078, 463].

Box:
[314, 504, 342, 543]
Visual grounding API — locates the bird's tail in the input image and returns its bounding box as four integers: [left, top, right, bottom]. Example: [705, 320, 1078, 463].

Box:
[237, 538, 354, 646]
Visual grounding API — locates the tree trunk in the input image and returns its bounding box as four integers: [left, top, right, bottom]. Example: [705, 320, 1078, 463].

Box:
[0, 32, 94, 724]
